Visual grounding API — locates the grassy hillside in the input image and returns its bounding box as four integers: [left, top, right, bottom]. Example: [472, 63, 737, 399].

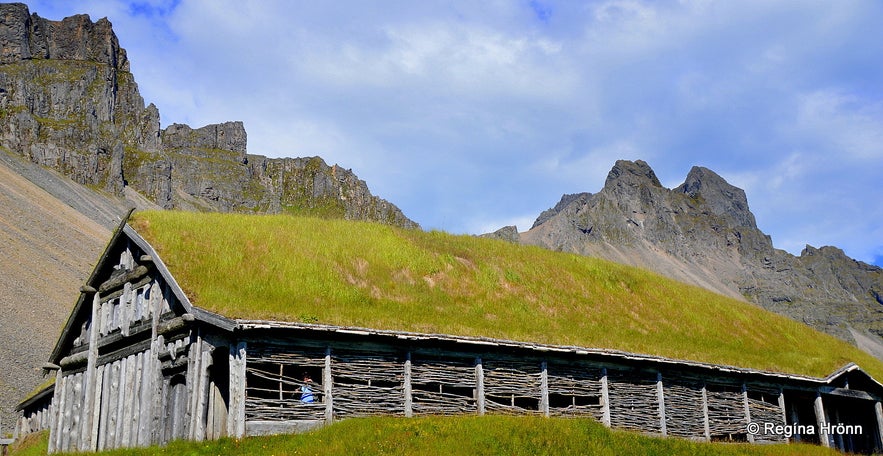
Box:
[11, 416, 838, 456]
[130, 210, 883, 379]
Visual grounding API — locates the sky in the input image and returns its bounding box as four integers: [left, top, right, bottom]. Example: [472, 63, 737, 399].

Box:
[27, 1, 883, 266]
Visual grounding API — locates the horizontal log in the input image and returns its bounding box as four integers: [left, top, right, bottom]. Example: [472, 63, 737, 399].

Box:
[157, 314, 193, 336]
[98, 265, 150, 293]
[60, 351, 89, 369]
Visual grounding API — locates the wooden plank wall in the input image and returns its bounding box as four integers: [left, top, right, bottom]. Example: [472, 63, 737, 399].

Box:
[46, 245, 211, 453]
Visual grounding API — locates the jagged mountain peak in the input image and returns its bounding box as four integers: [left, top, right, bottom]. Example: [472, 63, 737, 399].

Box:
[604, 159, 663, 188]
[675, 165, 756, 228]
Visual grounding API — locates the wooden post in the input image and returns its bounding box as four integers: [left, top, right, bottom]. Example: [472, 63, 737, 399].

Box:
[404, 352, 413, 418]
[475, 357, 485, 416]
[193, 348, 211, 442]
[540, 361, 549, 417]
[742, 384, 754, 443]
[227, 342, 247, 438]
[700, 383, 711, 441]
[324, 347, 333, 425]
[814, 392, 830, 448]
[657, 372, 667, 436]
[129, 353, 143, 447]
[777, 389, 789, 443]
[600, 368, 611, 427]
[874, 402, 883, 452]
[80, 291, 101, 451]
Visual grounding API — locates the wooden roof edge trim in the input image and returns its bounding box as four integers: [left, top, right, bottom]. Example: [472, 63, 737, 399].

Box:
[824, 362, 883, 390]
[15, 382, 55, 411]
[123, 224, 237, 332]
[48, 208, 135, 364]
[234, 319, 842, 385]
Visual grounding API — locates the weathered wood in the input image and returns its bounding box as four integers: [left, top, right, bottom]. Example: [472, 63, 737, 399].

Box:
[657, 372, 667, 437]
[875, 402, 883, 451]
[137, 343, 155, 446]
[601, 368, 611, 426]
[746, 387, 786, 443]
[701, 383, 711, 441]
[404, 352, 413, 418]
[98, 265, 150, 293]
[741, 384, 754, 443]
[663, 378, 705, 439]
[80, 291, 101, 451]
[608, 370, 661, 433]
[814, 393, 830, 447]
[332, 350, 405, 418]
[120, 355, 135, 448]
[193, 347, 211, 441]
[410, 355, 476, 416]
[324, 347, 333, 424]
[157, 314, 193, 336]
[229, 342, 247, 438]
[97, 364, 111, 451]
[128, 353, 144, 447]
[540, 361, 549, 417]
[114, 356, 129, 448]
[483, 359, 542, 415]
[89, 364, 104, 451]
[475, 357, 485, 416]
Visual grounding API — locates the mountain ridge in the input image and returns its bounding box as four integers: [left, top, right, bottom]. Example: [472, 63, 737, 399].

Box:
[0, 3, 417, 228]
[519, 159, 883, 353]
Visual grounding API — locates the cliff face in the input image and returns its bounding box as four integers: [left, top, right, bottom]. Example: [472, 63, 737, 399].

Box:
[521, 160, 883, 353]
[0, 3, 416, 228]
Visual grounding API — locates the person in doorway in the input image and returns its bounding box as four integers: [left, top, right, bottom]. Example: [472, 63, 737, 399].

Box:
[300, 372, 315, 403]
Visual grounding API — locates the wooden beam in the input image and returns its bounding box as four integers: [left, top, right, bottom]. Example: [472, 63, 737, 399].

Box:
[814, 392, 830, 448]
[778, 388, 789, 444]
[324, 347, 333, 424]
[700, 382, 711, 441]
[80, 291, 101, 451]
[742, 384, 754, 443]
[657, 372, 667, 437]
[600, 368, 611, 427]
[404, 352, 413, 418]
[475, 357, 485, 416]
[228, 342, 247, 438]
[540, 361, 549, 417]
[875, 402, 883, 453]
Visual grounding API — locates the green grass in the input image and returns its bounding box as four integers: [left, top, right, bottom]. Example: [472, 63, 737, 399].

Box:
[130, 210, 883, 380]
[11, 417, 840, 456]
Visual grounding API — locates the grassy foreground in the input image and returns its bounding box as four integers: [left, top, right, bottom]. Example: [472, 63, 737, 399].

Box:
[11, 416, 838, 456]
[130, 211, 883, 379]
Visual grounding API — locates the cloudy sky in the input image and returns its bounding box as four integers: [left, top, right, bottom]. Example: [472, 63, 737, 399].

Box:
[29, 1, 883, 266]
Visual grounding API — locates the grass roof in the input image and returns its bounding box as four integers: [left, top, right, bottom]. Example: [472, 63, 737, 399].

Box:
[130, 210, 883, 380]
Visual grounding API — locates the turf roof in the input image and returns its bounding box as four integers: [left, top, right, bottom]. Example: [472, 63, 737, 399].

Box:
[130, 210, 883, 380]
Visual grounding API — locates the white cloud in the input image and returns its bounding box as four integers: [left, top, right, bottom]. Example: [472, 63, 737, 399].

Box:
[20, 0, 883, 266]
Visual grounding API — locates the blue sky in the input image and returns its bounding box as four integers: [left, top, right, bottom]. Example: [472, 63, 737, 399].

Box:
[28, 1, 883, 266]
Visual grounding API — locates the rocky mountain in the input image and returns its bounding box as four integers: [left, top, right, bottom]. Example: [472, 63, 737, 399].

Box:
[0, 3, 416, 228]
[519, 160, 883, 356]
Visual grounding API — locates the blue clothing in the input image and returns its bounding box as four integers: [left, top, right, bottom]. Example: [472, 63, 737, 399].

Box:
[300, 385, 315, 403]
